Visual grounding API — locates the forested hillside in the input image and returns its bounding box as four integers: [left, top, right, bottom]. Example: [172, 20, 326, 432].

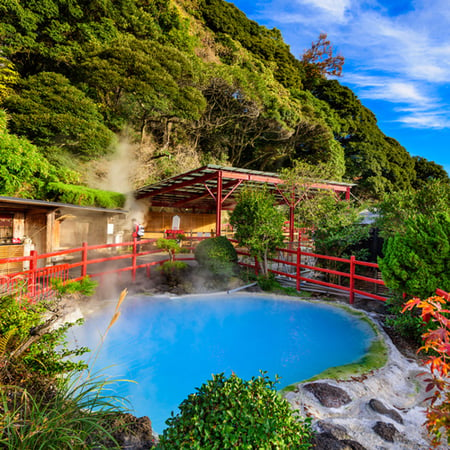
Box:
[0, 0, 448, 206]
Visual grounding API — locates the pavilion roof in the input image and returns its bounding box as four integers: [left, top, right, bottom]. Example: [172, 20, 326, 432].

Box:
[134, 165, 354, 211]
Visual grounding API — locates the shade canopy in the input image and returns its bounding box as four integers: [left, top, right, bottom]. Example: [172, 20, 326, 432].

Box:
[135, 165, 352, 210]
[135, 165, 354, 239]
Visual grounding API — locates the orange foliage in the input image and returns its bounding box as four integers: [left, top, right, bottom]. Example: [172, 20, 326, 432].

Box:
[402, 295, 450, 446]
[301, 33, 345, 79]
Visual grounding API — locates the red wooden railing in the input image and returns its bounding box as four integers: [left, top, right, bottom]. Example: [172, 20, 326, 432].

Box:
[1, 237, 446, 304]
[234, 245, 388, 304]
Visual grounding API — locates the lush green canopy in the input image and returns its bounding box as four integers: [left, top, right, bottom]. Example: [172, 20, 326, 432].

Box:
[1, 0, 445, 200]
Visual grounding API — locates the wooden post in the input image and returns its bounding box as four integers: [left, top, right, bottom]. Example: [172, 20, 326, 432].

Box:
[296, 244, 301, 291]
[132, 237, 137, 281]
[28, 250, 38, 298]
[216, 171, 223, 237]
[81, 242, 88, 277]
[349, 255, 355, 304]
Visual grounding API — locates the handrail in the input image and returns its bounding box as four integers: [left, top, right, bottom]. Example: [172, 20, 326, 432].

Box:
[1, 238, 442, 304]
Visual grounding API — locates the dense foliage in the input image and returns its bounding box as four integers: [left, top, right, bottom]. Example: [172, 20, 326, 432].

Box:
[194, 236, 237, 277]
[230, 188, 285, 277]
[159, 372, 313, 449]
[378, 213, 450, 299]
[0, 283, 132, 449]
[1, 0, 446, 201]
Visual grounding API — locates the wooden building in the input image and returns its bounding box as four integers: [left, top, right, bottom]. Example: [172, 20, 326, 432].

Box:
[0, 196, 126, 272]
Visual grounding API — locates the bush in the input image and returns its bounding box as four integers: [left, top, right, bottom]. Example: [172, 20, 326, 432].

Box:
[194, 236, 237, 277]
[159, 372, 313, 449]
[0, 374, 128, 449]
[0, 294, 88, 380]
[157, 261, 188, 287]
[378, 212, 450, 298]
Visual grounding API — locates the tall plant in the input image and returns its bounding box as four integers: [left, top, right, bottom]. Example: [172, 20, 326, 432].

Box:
[230, 188, 285, 277]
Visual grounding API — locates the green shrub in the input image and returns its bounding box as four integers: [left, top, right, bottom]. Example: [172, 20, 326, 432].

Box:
[378, 212, 450, 298]
[0, 374, 129, 449]
[160, 372, 313, 449]
[157, 261, 188, 286]
[157, 238, 181, 262]
[46, 182, 126, 209]
[51, 276, 98, 297]
[194, 236, 237, 277]
[0, 294, 88, 380]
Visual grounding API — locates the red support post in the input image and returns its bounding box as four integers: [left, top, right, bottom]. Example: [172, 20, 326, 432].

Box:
[28, 250, 38, 298]
[216, 171, 223, 236]
[132, 237, 137, 281]
[349, 255, 355, 304]
[289, 203, 295, 243]
[81, 242, 88, 277]
[254, 256, 259, 276]
[296, 244, 301, 291]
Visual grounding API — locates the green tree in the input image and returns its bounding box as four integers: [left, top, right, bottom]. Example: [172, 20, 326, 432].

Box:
[159, 372, 313, 449]
[230, 188, 285, 276]
[81, 39, 206, 143]
[378, 213, 450, 298]
[0, 54, 19, 101]
[412, 156, 450, 189]
[3, 72, 115, 159]
[376, 180, 450, 239]
[280, 161, 347, 229]
[311, 79, 416, 197]
[0, 109, 76, 198]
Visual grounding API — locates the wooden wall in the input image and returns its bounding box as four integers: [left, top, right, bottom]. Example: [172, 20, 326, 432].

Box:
[144, 211, 216, 238]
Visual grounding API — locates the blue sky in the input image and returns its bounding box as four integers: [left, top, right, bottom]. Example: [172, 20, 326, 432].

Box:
[229, 0, 450, 175]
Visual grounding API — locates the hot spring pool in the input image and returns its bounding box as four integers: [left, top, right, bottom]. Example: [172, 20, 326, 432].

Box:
[68, 293, 375, 433]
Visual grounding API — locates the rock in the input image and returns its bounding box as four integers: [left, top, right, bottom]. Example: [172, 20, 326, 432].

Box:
[368, 398, 404, 424]
[304, 382, 352, 408]
[340, 439, 366, 450]
[316, 421, 351, 440]
[108, 413, 157, 449]
[372, 421, 398, 443]
[312, 432, 366, 450]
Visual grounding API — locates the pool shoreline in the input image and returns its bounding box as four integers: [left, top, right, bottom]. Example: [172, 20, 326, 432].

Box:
[60, 291, 430, 448]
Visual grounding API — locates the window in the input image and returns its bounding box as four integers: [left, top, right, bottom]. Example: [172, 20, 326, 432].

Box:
[0, 214, 13, 244]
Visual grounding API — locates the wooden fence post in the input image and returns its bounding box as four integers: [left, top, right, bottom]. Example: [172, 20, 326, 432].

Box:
[349, 255, 355, 304]
[254, 256, 259, 276]
[81, 242, 88, 277]
[132, 237, 137, 281]
[296, 244, 301, 291]
[28, 250, 38, 298]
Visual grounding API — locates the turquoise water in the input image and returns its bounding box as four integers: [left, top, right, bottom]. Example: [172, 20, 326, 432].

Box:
[68, 294, 375, 433]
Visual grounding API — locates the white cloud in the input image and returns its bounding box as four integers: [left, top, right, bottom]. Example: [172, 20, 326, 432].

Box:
[256, 0, 450, 129]
[301, 0, 351, 21]
[396, 112, 450, 129]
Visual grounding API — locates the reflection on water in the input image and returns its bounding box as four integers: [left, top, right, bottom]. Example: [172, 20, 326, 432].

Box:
[68, 294, 374, 433]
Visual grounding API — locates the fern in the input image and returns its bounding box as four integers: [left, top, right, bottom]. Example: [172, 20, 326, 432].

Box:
[0, 328, 17, 357]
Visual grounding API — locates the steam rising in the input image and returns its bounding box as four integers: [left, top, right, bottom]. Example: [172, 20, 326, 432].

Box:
[103, 136, 147, 224]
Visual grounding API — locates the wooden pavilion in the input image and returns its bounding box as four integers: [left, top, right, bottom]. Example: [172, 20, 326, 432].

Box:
[135, 165, 354, 241]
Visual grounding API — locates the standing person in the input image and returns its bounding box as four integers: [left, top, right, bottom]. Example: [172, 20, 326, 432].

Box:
[131, 218, 145, 252]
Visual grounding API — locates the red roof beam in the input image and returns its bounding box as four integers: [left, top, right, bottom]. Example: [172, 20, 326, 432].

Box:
[135, 172, 218, 199]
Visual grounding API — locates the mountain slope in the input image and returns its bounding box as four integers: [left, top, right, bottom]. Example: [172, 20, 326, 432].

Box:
[0, 0, 447, 205]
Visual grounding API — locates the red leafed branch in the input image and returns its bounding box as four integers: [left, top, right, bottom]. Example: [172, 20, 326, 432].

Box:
[402, 295, 450, 446]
